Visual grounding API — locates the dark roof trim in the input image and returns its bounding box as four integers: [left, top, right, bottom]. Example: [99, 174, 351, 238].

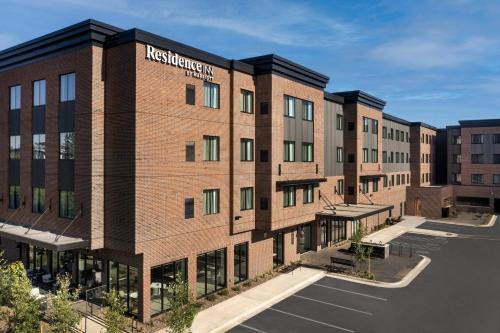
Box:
[106, 28, 254, 75]
[359, 174, 386, 179]
[458, 119, 500, 128]
[0, 19, 122, 71]
[316, 204, 394, 221]
[324, 92, 345, 104]
[334, 90, 386, 110]
[382, 113, 411, 126]
[410, 122, 437, 131]
[446, 125, 460, 129]
[240, 54, 329, 89]
[276, 178, 327, 188]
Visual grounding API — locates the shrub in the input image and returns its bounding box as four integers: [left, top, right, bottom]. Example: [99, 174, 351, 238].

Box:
[217, 289, 229, 296]
[46, 274, 81, 333]
[164, 276, 200, 333]
[102, 289, 128, 333]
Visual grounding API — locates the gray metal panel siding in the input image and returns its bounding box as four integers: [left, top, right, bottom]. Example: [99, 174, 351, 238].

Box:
[382, 119, 411, 173]
[284, 97, 314, 160]
[9, 109, 20, 135]
[59, 101, 75, 132]
[8, 160, 20, 185]
[447, 127, 461, 183]
[31, 160, 45, 187]
[324, 99, 343, 176]
[32, 106, 45, 134]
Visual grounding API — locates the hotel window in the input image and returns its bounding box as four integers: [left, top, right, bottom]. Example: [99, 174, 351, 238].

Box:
[185, 141, 195, 162]
[240, 138, 254, 161]
[59, 190, 75, 218]
[471, 154, 484, 164]
[336, 114, 343, 130]
[471, 174, 484, 184]
[406, 153, 409, 163]
[303, 184, 314, 204]
[186, 84, 195, 105]
[363, 117, 369, 132]
[494, 154, 500, 164]
[361, 180, 369, 194]
[372, 149, 378, 163]
[452, 154, 461, 164]
[390, 128, 394, 140]
[373, 178, 379, 192]
[452, 173, 461, 183]
[302, 143, 313, 162]
[390, 151, 394, 163]
[234, 243, 248, 284]
[107, 261, 138, 314]
[396, 130, 400, 141]
[383, 177, 388, 187]
[59, 132, 75, 159]
[203, 189, 219, 215]
[283, 186, 296, 207]
[197, 249, 226, 298]
[284, 141, 295, 162]
[336, 147, 343, 163]
[9, 185, 20, 209]
[260, 102, 268, 115]
[426, 134, 429, 144]
[10, 85, 21, 110]
[382, 126, 387, 139]
[240, 187, 253, 211]
[406, 132, 409, 142]
[203, 136, 219, 161]
[9, 135, 21, 159]
[493, 174, 500, 184]
[471, 134, 484, 144]
[407, 174, 410, 184]
[372, 120, 378, 134]
[302, 101, 313, 121]
[150, 259, 187, 315]
[336, 180, 344, 195]
[397, 174, 401, 185]
[33, 134, 46, 159]
[240, 90, 253, 113]
[392, 175, 395, 186]
[382, 151, 387, 163]
[396, 152, 400, 163]
[284, 96, 295, 117]
[185, 198, 194, 219]
[453, 135, 462, 144]
[273, 232, 284, 267]
[260, 197, 269, 210]
[33, 80, 46, 106]
[203, 82, 219, 108]
[400, 152, 404, 164]
[426, 154, 429, 163]
[260, 150, 268, 162]
[402, 174, 406, 185]
[362, 148, 369, 163]
[493, 134, 500, 144]
[32, 187, 45, 213]
[60, 73, 75, 102]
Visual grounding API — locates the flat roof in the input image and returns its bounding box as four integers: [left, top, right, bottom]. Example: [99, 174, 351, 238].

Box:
[410, 122, 438, 131]
[382, 112, 411, 126]
[334, 90, 386, 111]
[316, 203, 394, 221]
[458, 119, 500, 128]
[0, 220, 89, 252]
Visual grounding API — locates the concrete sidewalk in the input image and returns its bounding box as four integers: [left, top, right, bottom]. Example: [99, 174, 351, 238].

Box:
[188, 267, 325, 333]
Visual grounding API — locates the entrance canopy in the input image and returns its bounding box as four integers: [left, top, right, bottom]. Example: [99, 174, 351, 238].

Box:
[316, 203, 394, 221]
[0, 220, 89, 252]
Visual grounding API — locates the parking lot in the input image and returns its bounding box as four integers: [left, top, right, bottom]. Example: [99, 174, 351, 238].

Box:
[230, 220, 500, 333]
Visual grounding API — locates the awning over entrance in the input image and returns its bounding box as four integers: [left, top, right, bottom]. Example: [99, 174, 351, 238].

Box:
[316, 203, 394, 221]
[0, 220, 89, 252]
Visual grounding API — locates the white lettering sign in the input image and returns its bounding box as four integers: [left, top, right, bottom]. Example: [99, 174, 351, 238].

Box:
[145, 45, 214, 81]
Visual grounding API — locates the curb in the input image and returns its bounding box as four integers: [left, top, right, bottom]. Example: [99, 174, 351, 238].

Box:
[479, 215, 497, 228]
[198, 268, 326, 333]
[324, 255, 431, 288]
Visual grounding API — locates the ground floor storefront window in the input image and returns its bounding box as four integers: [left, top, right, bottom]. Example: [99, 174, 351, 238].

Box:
[297, 224, 311, 253]
[234, 243, 248, 284]
[78, 254, 104, 289]
[197, 249, 226, 298]
[22, 244, 75, 283]
[108, 261, 139, 315]
[150, 259, 187, 316]
[330, 220, 347, 243]
[273, 233, 284, 268]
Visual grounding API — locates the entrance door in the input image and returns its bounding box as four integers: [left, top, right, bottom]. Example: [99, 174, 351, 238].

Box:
[495, 199, 500, 214]
[273, 233, 284, 268]
[442, 207, 450, 218]
[415, 198, 422, 216]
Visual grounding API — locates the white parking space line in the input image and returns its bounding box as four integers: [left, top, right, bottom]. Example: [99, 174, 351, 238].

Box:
[292, 294, 373, 315]
[268, 307, 355, 333]
[312, 283, 388, 301]
[239, 323, 268, 333]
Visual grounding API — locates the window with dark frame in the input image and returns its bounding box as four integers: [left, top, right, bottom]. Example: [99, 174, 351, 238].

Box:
[336, 114, 343, 130]
[184, 198, 194, 219]
[471, 134, 484, 144]
[372, 119, 378, 134]
[186, 84, 195, 105]
[240, 138, 254, 161]
[260, 150, 268, 162]
[283, 186, 296, 207]
[203, 82, 220, 108]
[234, 243, 248, 284]
[240, 90, 254, 113]
[32, 187, 45, 213]
[32, 134, 46, 160]
[302, 101, 313, 121]
[10, 85, 21, 110]
[284, 141, 295, 162]
[185, 141, 195, 162]
[196, 249, 226, 298]
[301, 142, 313, 162]
[260, 102, 268, 115]
[363, 117, 369, 132]
[203, 136, 219, 161]
[240, 187, 253, 211]
[284, 96, 295, 117]
[336, 147, 343, 163]
[8, 185, 20, 209]
[59, 190, 75, 218]
[59, 132, 75, 159]
[303, 184, 314, 204]
[203, 189, 219, 215]
[60, 73, 75, 102]
[33, 80, 46, 106]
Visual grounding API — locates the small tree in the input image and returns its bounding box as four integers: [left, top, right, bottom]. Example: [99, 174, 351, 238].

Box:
[164, 276, 200, 333]
[103, 289, 127, 333]
[46, 274, 81, 333]
[0, 261, 41, 332]
[351, 225, 374, 279]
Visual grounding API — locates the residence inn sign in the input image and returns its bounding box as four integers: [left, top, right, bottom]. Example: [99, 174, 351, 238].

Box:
[145, 44, 214, 81]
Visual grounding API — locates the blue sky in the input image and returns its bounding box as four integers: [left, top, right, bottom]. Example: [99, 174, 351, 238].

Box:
[1, 0, 500, 127]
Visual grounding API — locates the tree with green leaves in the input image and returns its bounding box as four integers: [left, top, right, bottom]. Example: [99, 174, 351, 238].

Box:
[0, 261, 41, 332]
[46, 274, 81, 333]
[351, 224, 374, 279]
[164, 275, 200, 333]
[103, 289, 127, 333]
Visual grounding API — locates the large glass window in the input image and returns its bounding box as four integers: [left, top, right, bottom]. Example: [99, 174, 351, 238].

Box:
[234, 243, 248, 284]
[59, 132, 75, 159]
[60, 73, 75, 102]
[284, 141, 295, 162]
[203, 136, 219, 161]
[240, 139, 254, 161]
[362, 148, 369, 163]
[9, 185, 20, 209]
[382, 151, 387, 163]
[196, 249, 226, 298]
[283, 185, 296, 207]
[33, 134, 46, 159]
[203, 189, 219, 215]
[240, 90, 253, 113]
[373, 178, 379, 192]
[493, 154, 500, 164]
[493, 134, 500, 144]
[59, 191, 75, 218]
[336, 179, 344, 195]
[382, 127, 387, 139]
[336, 114, 343, 130]
[372, 149, 378, 163]
[372, 119, 378, 134]
[301, 143, 313, 162]
[273, 233, 284, 268]
[331, 220, 347, 243]
[203, 82, 219, 109]
[302, 101, 313, 121]
[471, 134, 484, 144]
[9, 135, 20, 159]
[303, 184, 314, 204]
[32, 187, 45, 213]
[336, 147, 343, 163]
[363, 117, 369, 132]
[10, 85, 21, 110]
[284, 96, 295, 117]
[297, 224, 311, 253]
[471, 154, 484, 164]
[150, 259, 187, 316]
[240, 187, 253, 211]
[471, 174, 484, 184]
[493, 174, 500, 184]
[78, 254, 103, 289]
[33, 80, 46, 106]
[361, 180, 369, 194]
[108, 260, 140, 315]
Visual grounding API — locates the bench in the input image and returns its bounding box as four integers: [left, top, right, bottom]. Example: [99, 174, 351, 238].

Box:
[330, 257, 355, 267]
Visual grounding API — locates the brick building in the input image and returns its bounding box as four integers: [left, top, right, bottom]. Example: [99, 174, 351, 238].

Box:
[0, 19, 498, 321]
